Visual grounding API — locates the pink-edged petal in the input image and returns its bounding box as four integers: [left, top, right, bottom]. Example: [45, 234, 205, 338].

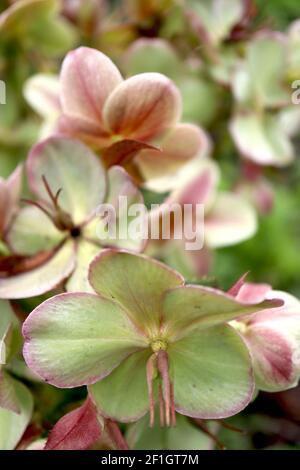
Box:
[103, 73, 181, 141]
[242, 322, 300, 392]
[0, 165, 22, 235]
[45, 397, 102, 450]
[169, 324, 254, 419]
[162, 285, 282, 340]
[136, 124, 211, 191]
[60, 47, 122, 128]
[23, 292, 147, 388]
[146, 159, 219, 241]
[232, 290, 300, 391]
[0, 240, 75, 299]
[205, 192, 257, 248]
[169, 158, 219, 207]
[23, 74, 61, 118]
[88, 249, 184, 335]
[230, 112, 294, 166]
[27, 136, 106, 225]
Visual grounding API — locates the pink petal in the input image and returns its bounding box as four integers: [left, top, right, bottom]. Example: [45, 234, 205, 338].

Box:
[45, 397, 102, 450]
[56, 114, 111, 148]
[171, 159, 219, 206]
[0, 241, 76, 299]
[243, 322, 299, 391]
[205, 192, 257, 248]
[136, 124, 211, 190]
[235, 282, 272, 304]
[0, 165, 22, 235]
[103, 73, 181, 141]
[60, 47, 122, 128]
[23, 74, 61, 118]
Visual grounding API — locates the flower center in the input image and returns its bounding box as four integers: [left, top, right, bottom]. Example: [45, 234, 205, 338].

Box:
[151, 339, 168, 353]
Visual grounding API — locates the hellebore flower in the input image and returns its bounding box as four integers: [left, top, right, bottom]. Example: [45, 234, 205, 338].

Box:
[0, 136, 144, 299]
[22, 250, 280, 425]
[0, 166, 22, 240]
[230, 33, 294, 166]
[148, 159, 257, 277]
[230, 279, 300, 392]
[24, 46, 209, 191]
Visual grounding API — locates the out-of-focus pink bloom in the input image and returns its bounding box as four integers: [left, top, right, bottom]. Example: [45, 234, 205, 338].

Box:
[235, 162, 274, 215]
[24, 47, 210, 191]
[230, 278, 300, 392]
[148, 159, 257, 277]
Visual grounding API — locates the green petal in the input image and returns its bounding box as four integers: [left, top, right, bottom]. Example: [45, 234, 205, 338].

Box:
[0, 300, 21, 363]
[0, 378, 33, 450]
[66, 240, 102, 293]
[27, 136, 106, 225]
[188, 0, 244, 44]
[0, 240, 75, 299]
[89, 350, 152, 423]
[7, 205, 65, 255]
[124, 38, 181, 79]
[233, 35, 289, 108]
[162, 285, 281, 339]
[89, 250, 184, 335]
[169, 325, 254, 419]
[23, 293, 148, 388]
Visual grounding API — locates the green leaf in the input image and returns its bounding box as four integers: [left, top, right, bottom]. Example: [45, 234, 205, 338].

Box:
[23, 293, 148, 388]
[169, 325, 254, 418]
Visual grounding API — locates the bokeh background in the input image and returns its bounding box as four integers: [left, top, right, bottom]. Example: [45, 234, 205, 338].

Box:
[0, 0, 300, 450]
